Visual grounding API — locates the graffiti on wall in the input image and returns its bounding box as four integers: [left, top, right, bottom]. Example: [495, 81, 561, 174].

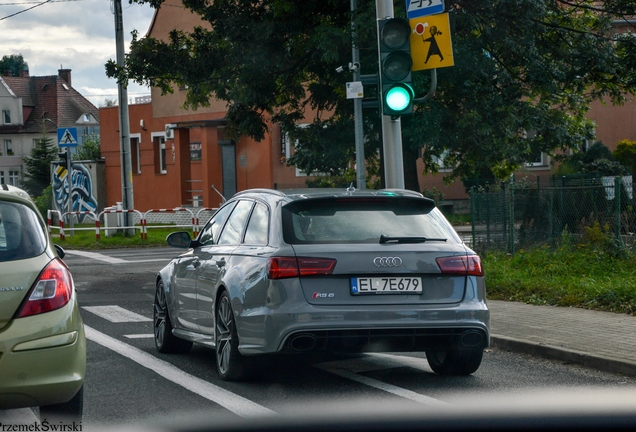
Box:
[52, 162, 98, 222]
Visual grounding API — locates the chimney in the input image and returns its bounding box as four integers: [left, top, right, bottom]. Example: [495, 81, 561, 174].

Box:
[3, 70, 11, 77]
[19, 68, 29, 78]
[58, 69, 71, 86]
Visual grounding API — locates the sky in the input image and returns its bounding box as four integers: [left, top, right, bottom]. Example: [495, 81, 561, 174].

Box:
[1, 0, 156, 108]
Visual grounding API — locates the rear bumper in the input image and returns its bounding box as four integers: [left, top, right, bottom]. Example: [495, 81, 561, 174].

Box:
[237, 299, 490, 355]
[0, 298, 86, 409]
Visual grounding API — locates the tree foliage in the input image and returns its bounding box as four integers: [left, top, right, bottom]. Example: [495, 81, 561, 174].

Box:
[22, 124, 58, 197]
[75, 135, 102, 160]
[0, 54, 28, 77]
[108, 0, 636, 189]
[613, 139, 636, 171]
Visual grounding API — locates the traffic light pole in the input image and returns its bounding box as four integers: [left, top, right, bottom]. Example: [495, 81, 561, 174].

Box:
[114, 0, 135, 235]
[351, 0, 366, 189]
[377, 0, 405, 189]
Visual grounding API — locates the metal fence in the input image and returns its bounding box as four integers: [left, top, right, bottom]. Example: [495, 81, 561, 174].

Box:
[468, 175, 635, 254]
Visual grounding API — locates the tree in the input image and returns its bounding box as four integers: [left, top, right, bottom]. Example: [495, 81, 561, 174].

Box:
[75, 135, 101, 160]
[0, 54, 28, 77]
[107, 0, 636, 191]
[558, 141, 628, 176]
[613, 139, 636, 172]
[22, 124, 59, 197]
[99, 98, 118, 108]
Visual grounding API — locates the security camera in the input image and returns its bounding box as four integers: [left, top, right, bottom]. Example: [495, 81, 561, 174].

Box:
[336, 65, 345, 73]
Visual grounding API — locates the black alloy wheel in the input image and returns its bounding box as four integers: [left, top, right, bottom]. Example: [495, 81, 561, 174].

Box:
[154, 280, 192, 354]
[215, 290, 254, 381]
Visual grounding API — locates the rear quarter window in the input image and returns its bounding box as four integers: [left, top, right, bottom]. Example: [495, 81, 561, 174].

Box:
[0, 201, 47, 262]
[282, 197, 459, 244]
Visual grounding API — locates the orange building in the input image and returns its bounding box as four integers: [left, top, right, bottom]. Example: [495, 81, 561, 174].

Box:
[99, 0, 316, 211]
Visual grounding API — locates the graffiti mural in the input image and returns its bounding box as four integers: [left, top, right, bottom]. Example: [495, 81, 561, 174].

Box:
[52, 162, 98, 222]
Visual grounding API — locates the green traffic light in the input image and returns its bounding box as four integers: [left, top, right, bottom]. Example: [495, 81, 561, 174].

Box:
[385, 84, 413, 112]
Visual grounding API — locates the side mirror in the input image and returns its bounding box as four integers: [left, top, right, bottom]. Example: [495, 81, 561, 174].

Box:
[54, 244, 65, 259]
[166, 231, 192, 248]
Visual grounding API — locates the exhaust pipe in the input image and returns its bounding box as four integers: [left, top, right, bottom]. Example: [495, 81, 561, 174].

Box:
[289, 334, 317, 352]
[460, 330, 484, 348]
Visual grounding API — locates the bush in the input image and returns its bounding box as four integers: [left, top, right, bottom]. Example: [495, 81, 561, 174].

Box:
[33, 185, 52, 219]
[613, 139, 636, 172]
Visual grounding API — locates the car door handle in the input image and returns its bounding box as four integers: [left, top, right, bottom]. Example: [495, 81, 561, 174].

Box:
[216, 258, 226, 267]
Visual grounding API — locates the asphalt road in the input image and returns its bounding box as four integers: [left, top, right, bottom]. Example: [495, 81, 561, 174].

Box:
[3, 247, 636, 430]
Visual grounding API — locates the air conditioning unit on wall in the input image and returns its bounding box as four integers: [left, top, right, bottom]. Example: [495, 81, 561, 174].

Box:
[165, 123, 176, 139]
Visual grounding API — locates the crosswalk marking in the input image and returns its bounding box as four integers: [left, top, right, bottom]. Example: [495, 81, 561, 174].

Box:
[86, 304, 448, 408]
[85, 325, 277, 418]
[64, 249, 170, 264]
[124, 334, 154, 339]
[315, 355, 447, 407]
[82, 305, 151, 322]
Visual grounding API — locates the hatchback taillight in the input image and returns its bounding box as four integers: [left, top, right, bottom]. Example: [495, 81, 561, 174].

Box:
[16, 258, 73, 318]
[436, 255, 484, 277]
[267, 257, 337, 279]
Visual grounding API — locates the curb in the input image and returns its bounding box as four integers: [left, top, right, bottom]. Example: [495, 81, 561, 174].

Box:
[490, 335, 636, 377]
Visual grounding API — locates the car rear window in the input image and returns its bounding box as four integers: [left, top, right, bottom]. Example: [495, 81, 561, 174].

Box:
[0, 201, 47, 262]
[282, 197, 459, 244]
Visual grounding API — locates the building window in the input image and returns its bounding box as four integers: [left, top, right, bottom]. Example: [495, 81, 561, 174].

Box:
[153, 135, 167, 174]
[4, 140, 13, 155]
[130, 135, 141, 174]
[2, 110, 10, 124]
[432, 149, 455, 172]
[8, 171, 19, 186]
[526, 151, 548, 168]
[0, 171, 4, 184]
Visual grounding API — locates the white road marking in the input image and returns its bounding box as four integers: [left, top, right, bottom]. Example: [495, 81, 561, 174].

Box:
[0, 408, 39, 424]
[367, 352, 435, 373]
[315, 354, 448, 407]
[82, 305, 152, 322]
[124, 334, 154, 339]
[84, 325, 277, 418]
[64, 249, 169, 264]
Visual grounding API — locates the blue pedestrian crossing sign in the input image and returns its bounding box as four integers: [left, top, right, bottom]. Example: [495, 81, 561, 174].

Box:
[58, 127, 78, 147]
[406, 0, 444, 19]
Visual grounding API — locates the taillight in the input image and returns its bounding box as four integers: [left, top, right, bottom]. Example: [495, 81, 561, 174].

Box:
[16, 258, 73, 318]
[436, 255, 484, 277]
[267, 257, 337, 279]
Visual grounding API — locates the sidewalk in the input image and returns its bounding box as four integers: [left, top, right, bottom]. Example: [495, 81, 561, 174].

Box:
[489, 300, 636, 376]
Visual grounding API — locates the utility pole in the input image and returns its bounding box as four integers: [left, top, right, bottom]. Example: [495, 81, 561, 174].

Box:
[351, 0, 366, 189]
[113, 0, 134, 235]
[377, 0, 405, 189]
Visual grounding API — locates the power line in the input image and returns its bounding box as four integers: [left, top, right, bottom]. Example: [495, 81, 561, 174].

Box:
[0, 0, 50, 20]
[0, 0, 81, 5]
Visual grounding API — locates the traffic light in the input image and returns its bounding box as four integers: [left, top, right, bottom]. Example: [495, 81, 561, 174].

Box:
[58, 151, 68, 164]
[378, 18, 414, 117]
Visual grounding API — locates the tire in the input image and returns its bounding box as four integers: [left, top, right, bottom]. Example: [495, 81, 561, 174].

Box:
[40, 385, 83, 423]
[426, 348, 484, 376]
[215, 291, 254, 381]
[154, 280, 193, 354]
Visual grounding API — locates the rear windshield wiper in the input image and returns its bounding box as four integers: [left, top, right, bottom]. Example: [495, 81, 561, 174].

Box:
[379, 235, 447, 244]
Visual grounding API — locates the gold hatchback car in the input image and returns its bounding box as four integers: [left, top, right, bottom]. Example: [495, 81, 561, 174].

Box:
[0, 184, 85, 422]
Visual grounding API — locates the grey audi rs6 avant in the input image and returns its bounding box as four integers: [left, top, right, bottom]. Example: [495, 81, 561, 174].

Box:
[154, 188, 489, 380]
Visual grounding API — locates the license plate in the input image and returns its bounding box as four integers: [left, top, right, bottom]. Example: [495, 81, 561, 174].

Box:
[351, 277, 423, 295]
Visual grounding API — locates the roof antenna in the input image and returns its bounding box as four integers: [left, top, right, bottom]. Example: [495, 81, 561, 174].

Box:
[347, 182, 356, 195]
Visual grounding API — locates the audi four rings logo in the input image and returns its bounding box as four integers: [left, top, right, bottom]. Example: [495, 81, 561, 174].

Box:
[373, 257, 403, 267]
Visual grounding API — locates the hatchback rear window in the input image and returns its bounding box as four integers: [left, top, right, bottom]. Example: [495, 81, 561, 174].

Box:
[282, 197, 459, 244]
[0, 201, 47, 262]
